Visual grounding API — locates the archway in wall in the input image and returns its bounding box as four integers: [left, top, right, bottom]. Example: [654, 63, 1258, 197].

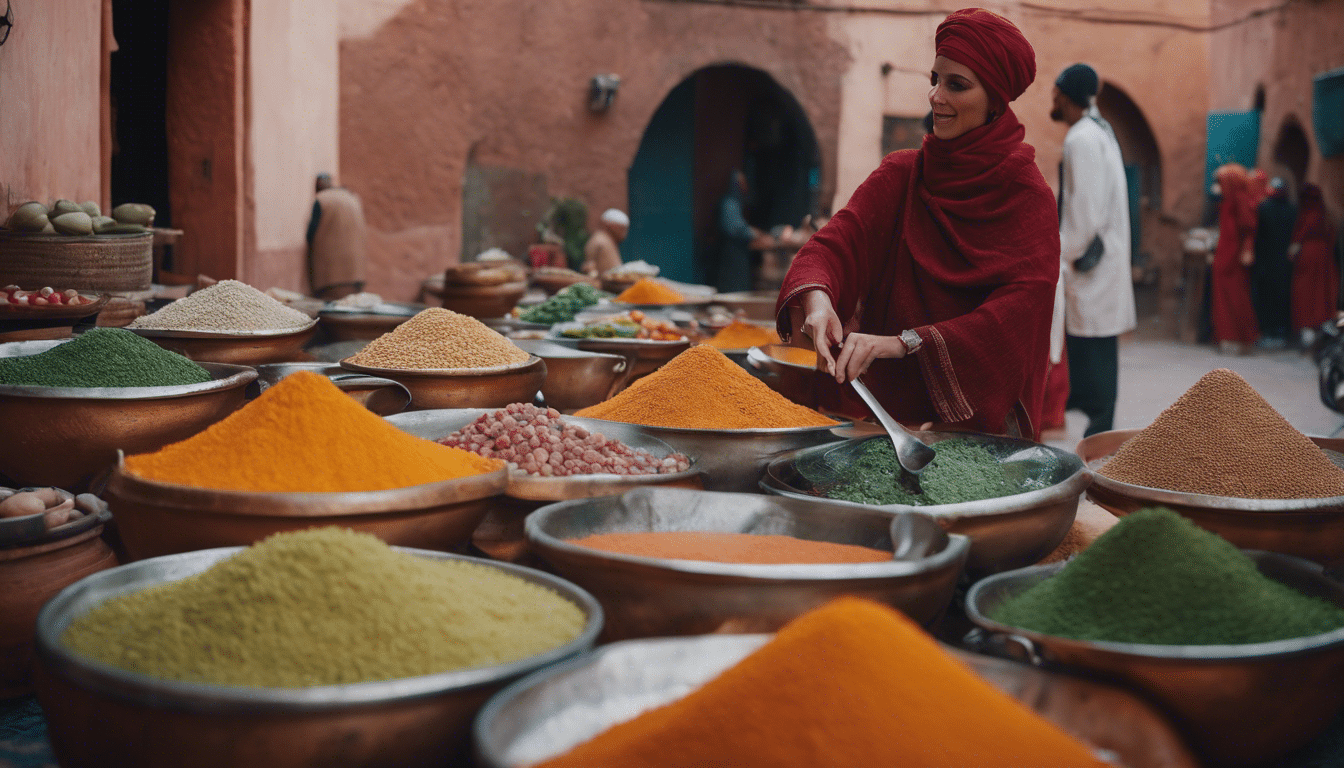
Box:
[1272, 116, 1311, 194]
[624, 65, 821, 290]
[1097, 82, 1161, 269]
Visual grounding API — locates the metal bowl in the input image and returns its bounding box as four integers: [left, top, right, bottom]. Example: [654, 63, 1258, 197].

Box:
[1079, 429, 1344, 569]
[526, 487, 970, 641]
[127, 320, 318, 366]
[33, 546, 602, 768]
[474, 633, 1199, 768]
[530, 271, 597, 296]
[252, 362, 411, 416]
[102, 454, 508, 561]
[710, 290, 779, 321]
[965, 551, 1344, 766]
[760, 432, 1090, 575]
[339, 355, 547, 411]
[545, 334, 690, 384]
[439, 281, 528, 319]
[0, 351, 256, 490]
[511, 339, 629, 411]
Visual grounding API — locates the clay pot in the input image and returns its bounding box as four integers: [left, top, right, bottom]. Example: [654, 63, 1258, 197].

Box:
[0, 524, 118, 697]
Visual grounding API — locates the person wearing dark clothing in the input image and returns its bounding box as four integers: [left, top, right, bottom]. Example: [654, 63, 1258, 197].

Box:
[715, 171, 772, 293]
[1251, 177, 1298, 348]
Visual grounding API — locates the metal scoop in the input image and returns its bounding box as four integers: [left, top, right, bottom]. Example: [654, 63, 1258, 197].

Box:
[850, 377, 936, 494]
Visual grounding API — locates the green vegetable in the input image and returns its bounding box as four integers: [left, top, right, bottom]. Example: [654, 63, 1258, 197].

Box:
[990, 507, 1344, 645]
[0, 328, 211, 388]
[519, 283, 607, 324]
[559, 321, 639, 339]
[817, 438, 1020, 506]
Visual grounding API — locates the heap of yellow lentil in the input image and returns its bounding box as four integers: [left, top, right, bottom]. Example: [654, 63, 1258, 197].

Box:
[349, 308, 530, 370]
[1100, 368, 1344, 499]
[61, 527, 587, 687]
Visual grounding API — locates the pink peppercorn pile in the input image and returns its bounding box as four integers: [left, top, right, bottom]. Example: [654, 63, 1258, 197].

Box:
[439, 402, 692, 477]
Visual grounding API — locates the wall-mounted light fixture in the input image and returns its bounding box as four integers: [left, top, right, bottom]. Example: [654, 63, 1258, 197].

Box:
[589, 74, 621, 113]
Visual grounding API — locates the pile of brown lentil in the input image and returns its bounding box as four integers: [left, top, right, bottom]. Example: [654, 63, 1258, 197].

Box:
[439, 403, 691, 476]
[349, 308, 530, 369]
[1099, 368, 1344, 499]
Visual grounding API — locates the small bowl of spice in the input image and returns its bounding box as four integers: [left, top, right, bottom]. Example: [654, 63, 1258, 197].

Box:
[573, 345, 847, 492]
[340, 308, 546, 410]
[127, 279, 318, 365]
[0, 330, 256, 489]
[526, 486, 970, 641]
[34, 527, 602, 768]
[476, 598, 1197, 768]
[966, 507, 1344, 767]
[1078, 368, 1344, 568]
[761, 431, 1089, 575]
[105, 371, 507, 560]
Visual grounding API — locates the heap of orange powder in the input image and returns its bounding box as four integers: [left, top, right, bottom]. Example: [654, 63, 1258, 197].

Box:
[125, 371, 502, 492]
[615, 278, 684, 305]
[533, 596, 1108, 767]
[701, 320, 779, 350]
[569, 531, 889, 564]
[575, 345, 836, 429]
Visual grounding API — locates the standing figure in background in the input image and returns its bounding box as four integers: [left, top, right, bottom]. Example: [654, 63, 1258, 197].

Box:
[716, 170, 775, 293]
[1251, 177, 1298, 348]
[1209, 163, 1262, 354]
[1052, 63, 1135, 437]
[306, 173, 367, 300]
[581, 209, 629, 276]
[1291, 182, 1339, 347]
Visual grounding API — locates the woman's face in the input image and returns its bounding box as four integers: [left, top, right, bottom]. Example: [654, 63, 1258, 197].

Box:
[928, 55, 991, 140]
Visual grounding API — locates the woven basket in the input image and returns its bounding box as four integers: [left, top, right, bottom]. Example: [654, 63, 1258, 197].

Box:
[0, 231, 152, 293]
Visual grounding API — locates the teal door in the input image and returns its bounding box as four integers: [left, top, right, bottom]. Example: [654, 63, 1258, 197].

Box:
[625, 80, 697, 283]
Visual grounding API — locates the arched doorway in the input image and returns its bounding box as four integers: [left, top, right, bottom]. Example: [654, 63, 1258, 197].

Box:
[1096, 82, 1161, 268]
[625, 65, 821, 289]
[1272, 116, 1311, 194]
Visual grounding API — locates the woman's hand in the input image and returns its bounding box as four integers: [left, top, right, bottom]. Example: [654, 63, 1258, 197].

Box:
[796, 290, 844, 374]
[832, 333, 908, 383]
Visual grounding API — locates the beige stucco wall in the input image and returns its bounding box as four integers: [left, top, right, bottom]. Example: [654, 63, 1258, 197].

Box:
[246, 0, 341, 291]
[0, 0, 103, 212]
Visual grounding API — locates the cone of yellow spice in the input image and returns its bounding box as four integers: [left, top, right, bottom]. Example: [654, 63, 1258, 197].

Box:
[701, 320, 779, 350]
[125, 371, 502, 492]
[576, 345, 835, 429]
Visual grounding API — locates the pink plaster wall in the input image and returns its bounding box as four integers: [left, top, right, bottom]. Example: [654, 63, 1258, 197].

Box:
[0, 0, 103, 213]
[338, 0, 847, 301]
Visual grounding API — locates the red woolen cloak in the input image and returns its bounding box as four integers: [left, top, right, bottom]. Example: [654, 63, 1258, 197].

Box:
[776, 108, 1059, 439]
[1291, 183, 1339, 333]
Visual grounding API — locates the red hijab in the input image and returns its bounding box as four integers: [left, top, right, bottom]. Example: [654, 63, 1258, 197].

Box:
[777, 10, 1058, 438]
[934, 8, 1036, 112]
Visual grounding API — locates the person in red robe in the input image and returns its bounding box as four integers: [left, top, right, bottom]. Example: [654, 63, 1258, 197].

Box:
[1291, 182, 1339, 345]
[1210, 163, 1264, 352]
[775, 8, 1059, 439]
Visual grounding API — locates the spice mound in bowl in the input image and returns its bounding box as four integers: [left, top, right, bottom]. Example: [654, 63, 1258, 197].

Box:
[809, 437, 1027, 507]
[124, 370, 501, 492]
[613, 278, 684, 305]
[349, 307, 531, 370]
[528, 597, 1109, 767]
[440, 403, 690, 478]
[568, 531, 892, 565]
[129, 280, 312, 334]
[1097, 368, 1344, 499]
[701, 320, 779, 351]
[60, 527, 587, 686]
[0, 328, 211, 388]
[576, 345, 836, 430]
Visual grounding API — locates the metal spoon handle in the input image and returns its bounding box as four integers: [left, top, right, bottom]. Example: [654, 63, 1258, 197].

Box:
[851, 378, 935, 473]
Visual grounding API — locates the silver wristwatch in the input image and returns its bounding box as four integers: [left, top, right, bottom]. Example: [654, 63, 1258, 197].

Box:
[900, 329, 923, 355]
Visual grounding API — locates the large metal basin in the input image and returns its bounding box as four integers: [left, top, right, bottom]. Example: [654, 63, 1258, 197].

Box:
[252, 362, 411, 416]
[33, 546, 602, 768]
[340, 355, 546, 411]
[474, 633, 1199, 768]
[128, 320, 318, 366]
[511, 339, 629, 411]
[526, 487, 969, 641]
[544, 334, 690, 384]
[965, 552, 1344, 766]
[0, 342, 256, 490]
[103, 454, 507, 561]
[1080, 429, 1344, 569]
[579, 417, 845, 492]
[761, 432, 1089, 575]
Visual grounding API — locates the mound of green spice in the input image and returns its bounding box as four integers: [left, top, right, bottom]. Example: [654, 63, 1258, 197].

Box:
[519, 283, 607, 324]
[990, 507, 1344, 645]
[0, 328, 211, 388]
[823, 437, 1019, 506]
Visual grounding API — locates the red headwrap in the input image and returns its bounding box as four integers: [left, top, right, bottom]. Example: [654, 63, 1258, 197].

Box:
[935, 8, 1036, 111]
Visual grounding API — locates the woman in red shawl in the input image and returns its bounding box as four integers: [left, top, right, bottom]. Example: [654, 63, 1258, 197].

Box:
[1291, 182, 1339, 344]
[1209, 163, 1263, 352]
[775, 8, 1058, 439]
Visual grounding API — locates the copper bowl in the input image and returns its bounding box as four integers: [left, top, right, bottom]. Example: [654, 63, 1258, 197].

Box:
[339, 356, 547, 411]
[102, 454, 508, 561]
[128, 320, 318, 366]
[530, 271, 597, 296]
[317, 311, 413, 342]
[33, 546, 602, 768]
[1078, 429, 1344, 569]
[439, 281, 528, 319]
[0, 347, 256, 490]
[511, 339, 629, 411]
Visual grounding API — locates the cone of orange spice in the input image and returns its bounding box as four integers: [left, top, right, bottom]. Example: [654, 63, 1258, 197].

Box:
[701, 320, 779, 350]
[615, 278, 684, 305]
